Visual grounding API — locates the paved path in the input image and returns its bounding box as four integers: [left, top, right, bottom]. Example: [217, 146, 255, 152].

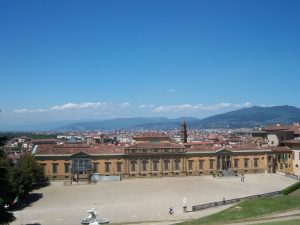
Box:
[10, 174, 297, 225]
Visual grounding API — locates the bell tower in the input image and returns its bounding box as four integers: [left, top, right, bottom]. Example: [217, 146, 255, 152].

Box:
[180, 118, 188, 143]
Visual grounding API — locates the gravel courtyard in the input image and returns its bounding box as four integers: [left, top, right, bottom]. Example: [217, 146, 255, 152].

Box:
[11, 174, 297, 225]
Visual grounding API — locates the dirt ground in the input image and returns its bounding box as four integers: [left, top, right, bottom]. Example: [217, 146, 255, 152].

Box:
[10, 174, 296, 225]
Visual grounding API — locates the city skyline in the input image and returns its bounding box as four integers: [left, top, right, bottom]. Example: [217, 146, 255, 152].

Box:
[0, 1, 299, 126]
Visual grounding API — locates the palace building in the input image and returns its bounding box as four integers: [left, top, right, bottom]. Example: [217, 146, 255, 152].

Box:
[34, 127, 294, 181]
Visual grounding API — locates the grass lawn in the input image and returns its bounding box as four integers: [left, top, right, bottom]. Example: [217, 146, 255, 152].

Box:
[253, 218, 300, 225]
[176, 193, 300, 225]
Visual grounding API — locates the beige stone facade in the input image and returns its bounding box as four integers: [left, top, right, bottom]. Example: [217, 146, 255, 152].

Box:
[34, 134, 294, 180]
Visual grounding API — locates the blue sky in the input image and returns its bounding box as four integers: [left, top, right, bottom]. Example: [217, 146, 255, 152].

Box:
[0, 0, 299, 126]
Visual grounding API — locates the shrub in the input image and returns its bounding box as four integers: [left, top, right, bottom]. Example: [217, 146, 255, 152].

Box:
[281, 182, 300, 195]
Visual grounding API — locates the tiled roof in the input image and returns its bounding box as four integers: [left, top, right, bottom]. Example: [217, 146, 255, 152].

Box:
[34, 142, 292, 156]
[185, 146, 220, 152]
[282, 139, 300, 144]
[268, 146, 292, 152]
[35, 143, 125, 155]
[186, 145, 289, 153]
[126, 142, 184, 149]
[263, 126, 289, 131]
[133, 132, 170, 140]
[31, 139, 57, 144]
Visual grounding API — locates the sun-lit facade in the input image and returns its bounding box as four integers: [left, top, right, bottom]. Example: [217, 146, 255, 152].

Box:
[34, 132, 293, 181]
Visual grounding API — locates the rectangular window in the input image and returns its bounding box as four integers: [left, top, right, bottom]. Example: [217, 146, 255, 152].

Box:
[164, 160, 169, 171]
[244, 159, 249, 168]
[130, 161, 136, 172]
[254, 158, 259, 168]
[93, 162, 99, 173]
[117, 162, 122, 173]
[280, 163, 283, 169]
[64, 163, 70, 173]
[52, 163, 58, 174]
[175, 160, 180, 170]
[209, 160, 214, 169]
[188, 160, 193, 170]
[105, 162, 110, 173]
[234, 159, 239, 168]
[153, 161, 159, 171]
[199, 160, 204, 170]
[142, 161, 147, 171]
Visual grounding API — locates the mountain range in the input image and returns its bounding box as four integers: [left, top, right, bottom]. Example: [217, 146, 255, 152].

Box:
[57, 105, 300, 131]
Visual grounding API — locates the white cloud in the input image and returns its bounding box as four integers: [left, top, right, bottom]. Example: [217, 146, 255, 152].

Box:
[243, 102, 252, 107]
[13, 108, 47, 113]
[119, 102, 131, 108]
[50, 102, 109, 111]
[13, 102, 112, 113]
[50, 102, 109, 110]
[153, 104, 202, 113]
[153, 102, 248, 113]
[139, 104, 155, 109]
[139, 104, 147, 109]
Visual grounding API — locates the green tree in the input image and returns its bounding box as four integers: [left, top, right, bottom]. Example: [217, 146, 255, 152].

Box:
[0, 136, 14, 225]
[9, 154, 45, 198]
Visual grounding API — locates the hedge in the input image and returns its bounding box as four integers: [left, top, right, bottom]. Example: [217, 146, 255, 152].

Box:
[281, 182, 300, 195]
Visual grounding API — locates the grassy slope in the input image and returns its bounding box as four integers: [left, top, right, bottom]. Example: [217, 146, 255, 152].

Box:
[177, 190, 300, 225]
[254, 219, 300, 225]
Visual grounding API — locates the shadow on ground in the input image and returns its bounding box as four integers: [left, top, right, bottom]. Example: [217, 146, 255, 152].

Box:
[17, 193, 43, 210]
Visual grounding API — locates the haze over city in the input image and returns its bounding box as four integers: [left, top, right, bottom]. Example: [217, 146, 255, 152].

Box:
[0, 1, 299, 128]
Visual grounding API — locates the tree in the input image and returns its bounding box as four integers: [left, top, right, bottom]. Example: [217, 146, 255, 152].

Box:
[9, 154, 46, 198]
[0, 136, 14, 225]
[0, 137, 46, 224]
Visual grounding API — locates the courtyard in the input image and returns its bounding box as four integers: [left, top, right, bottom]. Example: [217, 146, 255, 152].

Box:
[11, 174, 297, 225]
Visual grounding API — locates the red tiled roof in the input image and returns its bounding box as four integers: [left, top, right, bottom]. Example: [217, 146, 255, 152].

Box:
[186, 146, 220, 152]
[31, 139, 57, 144]
[186, 144, 286, 153]
[282, 139, 300, 146]
[126, 142, 184, 149]
[207, 134, 218, 140]
[263, 126, 289, 131]
[133, 132, 170, 140]
[287, 126, 300, 135]
[35, 143, 125, 155]
[268, 146, 292, 152]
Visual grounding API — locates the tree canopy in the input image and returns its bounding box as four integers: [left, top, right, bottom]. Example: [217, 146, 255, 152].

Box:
[0, 136, 46, 225]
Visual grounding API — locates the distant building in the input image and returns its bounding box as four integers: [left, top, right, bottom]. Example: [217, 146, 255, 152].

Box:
[263, 124, 295, 146]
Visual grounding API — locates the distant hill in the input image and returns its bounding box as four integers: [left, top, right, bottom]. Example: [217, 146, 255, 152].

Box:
[58, 105, 300, 130]
[189, 105, 300, 129]
[58, 117, 198, 131]
[4, 105, 299, 131]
